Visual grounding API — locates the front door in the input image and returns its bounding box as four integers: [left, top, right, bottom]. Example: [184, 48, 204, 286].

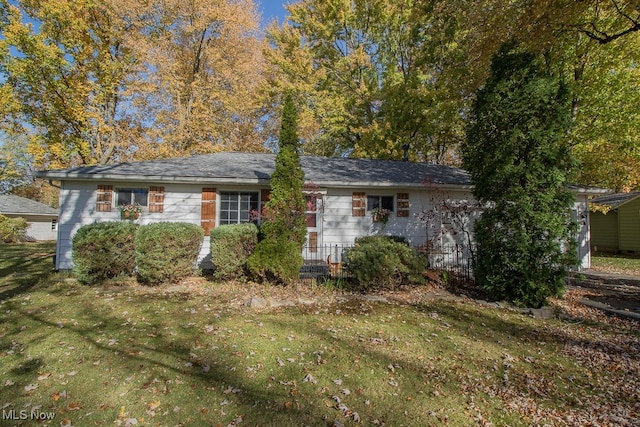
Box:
[303, 194, 323, 261]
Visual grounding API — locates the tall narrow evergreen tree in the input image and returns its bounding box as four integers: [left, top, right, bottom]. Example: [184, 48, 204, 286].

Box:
[462, 41, 578, 308]
[248, 94, 307, 283]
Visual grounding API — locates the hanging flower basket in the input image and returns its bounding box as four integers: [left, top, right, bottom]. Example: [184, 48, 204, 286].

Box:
[371, 207, 391, 224]
[119, 203, 143, 220]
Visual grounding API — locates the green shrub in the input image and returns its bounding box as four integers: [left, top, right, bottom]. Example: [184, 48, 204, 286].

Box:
[210, 223, 258, 280]
[247, 237, 303, 284]
[248, 94, 307, 284]
[135, 222, 204, 285]
[344, 235, 426, 289]
[72, 221, 138, 284]
[0, 214, 28, 243]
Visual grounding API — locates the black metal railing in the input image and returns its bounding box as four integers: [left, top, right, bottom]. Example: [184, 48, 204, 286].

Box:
[300, 243, 352, 279]
[419, 243, 475, 284]
[299, 242, 475, 283]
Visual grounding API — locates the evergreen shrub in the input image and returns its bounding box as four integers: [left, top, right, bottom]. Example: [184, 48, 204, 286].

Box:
[210, 223, 258, 280]
[462, 41, 577, 308]
[344, 235, 426, 289]
[72, 221, 138, 284]
[135, 222, 204, 285]
[248, 93, 307, 284]
[247, 237, 303, 283]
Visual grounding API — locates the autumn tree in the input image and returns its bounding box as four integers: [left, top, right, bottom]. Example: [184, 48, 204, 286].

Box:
[429, 0, 640, 190]
[463, 42, 578, 308]
[266, 0, 466, 163]
[133, 0, 270, 159]
[0, 0, 271, 171]
[248, 94, 306, 284]
[0, 0, 146, 169]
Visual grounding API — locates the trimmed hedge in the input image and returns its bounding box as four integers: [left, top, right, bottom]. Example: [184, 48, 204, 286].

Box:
[135, 222, 204, 285]
[210, 223, 258, 280]
[344, 235, 426, 289]
[72, 221, 138, 284]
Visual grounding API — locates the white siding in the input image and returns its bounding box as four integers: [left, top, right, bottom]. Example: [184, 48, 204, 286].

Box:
[319, 188, 477, 246]
[574, 195, 591, 269]
[56, 181, 206, 270]
[320, 188, 427, 246]
[24, 218, 58, 241]
[55, 180, 592, 272]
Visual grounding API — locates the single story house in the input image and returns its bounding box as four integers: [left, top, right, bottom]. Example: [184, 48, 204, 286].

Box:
[0, 194, 58, 241]
[589, 192, 640, 253]
[36, 152, 602, 271]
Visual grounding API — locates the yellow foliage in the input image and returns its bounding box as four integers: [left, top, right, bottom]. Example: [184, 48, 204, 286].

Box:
[589, 203, 612, 215]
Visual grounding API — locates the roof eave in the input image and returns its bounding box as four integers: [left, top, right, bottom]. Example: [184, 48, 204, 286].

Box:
[36, 171, 473, 190]
[570, 187, 611, 196]
[36, 172, 272, 185]
[589, 194, 640, 210]
[1, 212, 58, 217]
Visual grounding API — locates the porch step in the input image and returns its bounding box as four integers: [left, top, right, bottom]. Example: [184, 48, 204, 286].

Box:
[299, 262, 330, 280]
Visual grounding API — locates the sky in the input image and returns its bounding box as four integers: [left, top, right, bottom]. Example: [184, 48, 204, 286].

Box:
[258, 1, 290, 27]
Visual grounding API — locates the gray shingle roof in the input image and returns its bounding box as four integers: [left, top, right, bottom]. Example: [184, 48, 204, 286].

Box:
[0, 194, 58, 216]
[590, 192, 640, 209]
[37, 152, 473, 188]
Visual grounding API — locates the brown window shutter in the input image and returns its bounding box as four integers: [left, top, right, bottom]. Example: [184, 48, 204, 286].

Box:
[96, 185, 113, 212]
[308, 232, 318, 253]
[149, 186, 165, 213]
[260, 188, 271, 211]
[397, 193, 410, 217]
[352, 192, 366, 217]
[201, 188, 217, 236]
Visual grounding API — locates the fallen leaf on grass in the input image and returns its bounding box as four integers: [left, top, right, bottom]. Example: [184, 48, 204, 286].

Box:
[147, 400, 161, 411]
[303, 374, 317, 384]
[67, 402, 81, 411]
[223, 386, 241, 394]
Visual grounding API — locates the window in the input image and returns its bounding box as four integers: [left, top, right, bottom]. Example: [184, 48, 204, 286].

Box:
[51, 218, 57, 231]
[306, 194, 318, 228]
[219, 192, 259, 225]
[117, 188, 148, 208]
[367, 195, 394, 212]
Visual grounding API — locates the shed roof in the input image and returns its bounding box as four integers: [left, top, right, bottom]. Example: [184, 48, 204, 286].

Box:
[36, 152, 473, 189]
[0, 194, 58, 216]
[590, 192, 640, 209]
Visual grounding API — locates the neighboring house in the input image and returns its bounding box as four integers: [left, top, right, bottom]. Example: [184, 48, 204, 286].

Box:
[589, 192, 640, 253]
[0, 194, 58, 241]
[36, 152, 602, 271]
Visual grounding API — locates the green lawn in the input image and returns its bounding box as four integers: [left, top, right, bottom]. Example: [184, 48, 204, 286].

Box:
[591, 253, 640, 276]
[1, 242, 638, 426]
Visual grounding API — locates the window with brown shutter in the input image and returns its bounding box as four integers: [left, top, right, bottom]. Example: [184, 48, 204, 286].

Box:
[148, 187, 165, 213]
[96, 185, 113, 212]
[201, 188, 217, 236]
[397, 193, 410, 217]
[352, 192, 366, 217]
